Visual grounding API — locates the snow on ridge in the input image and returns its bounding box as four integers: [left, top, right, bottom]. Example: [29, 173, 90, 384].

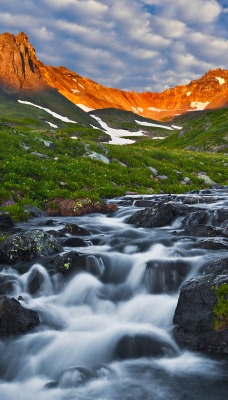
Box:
[18, 100, 77, 123]
[171, 125, 182, 130]
[45, 121, 58, 128]
[148, 107, 167, 111]
[91, 115, 144, 145]
[190, 101, 210, 110]
[135, 119, 174, 130]
[132, 106, 144, 113]
[215, 77, 225, 85]
[76, 104, 94, 112]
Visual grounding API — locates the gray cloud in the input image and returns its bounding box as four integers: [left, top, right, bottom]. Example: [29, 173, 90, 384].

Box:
[0, 0, 227, 91]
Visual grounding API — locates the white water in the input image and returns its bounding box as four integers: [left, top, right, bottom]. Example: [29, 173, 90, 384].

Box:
[1, 190, 228, 399]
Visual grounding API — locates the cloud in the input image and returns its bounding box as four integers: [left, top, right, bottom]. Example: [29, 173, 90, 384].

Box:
[0, 0, 227, 92]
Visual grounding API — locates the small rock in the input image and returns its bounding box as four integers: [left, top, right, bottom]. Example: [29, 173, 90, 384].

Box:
[0, 295, 39, 336]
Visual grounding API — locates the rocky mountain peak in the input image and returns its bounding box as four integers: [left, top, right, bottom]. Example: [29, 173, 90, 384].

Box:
[0, 31, 42, 92]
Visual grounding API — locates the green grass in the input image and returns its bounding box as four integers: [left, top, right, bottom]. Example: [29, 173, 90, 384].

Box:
[155, 108, 228, 153]
[0, 111, 227, 216]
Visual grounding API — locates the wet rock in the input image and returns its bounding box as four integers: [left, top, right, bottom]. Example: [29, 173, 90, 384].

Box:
[63, 237, 89, 247]
[198, 174, 216, 186]
[182, 211, 210, 227]
[61, 223, 90, 236]
[144, 259, 191, 293]
[45, 367, 94, 389]
[27, 268, 45, 295]
[134, 200, 155, 208]
[196, 238, 228, 250]
[183, 225, 222, 237]
[0, 230, 62, 265]
[125, 202, 177, 228]
[173, 274, 228, 353]
[0, 211, 14, 230]
[52, 251, 104, 277]
[183, 196, 201, 205]
[0, 295, 39, 336]
[202, 257, 228, 275]
[58, 367, 94, 388]
[114, 333, 177, 359]
[213, 209, 228, 225]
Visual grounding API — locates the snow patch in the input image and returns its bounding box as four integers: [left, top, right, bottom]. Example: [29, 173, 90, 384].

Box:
[91, 115, 144, 145]
[79, 83, 85, 89]
[135, 120, 174, 130]
[18, 100, 77, 123]
[171, 125, 182, 130]
[215, 77, 225, 85]
[70, 136, 78, 140]
[76, 104, 94, 112]
[152, 137, 166, 140]
[190, 101, 210, 110]
[148, 107, 166, 111]
[132, 107, 143, 113]
[187, 92, 191, 96]
[45, 121, 58, 128]
[72, 78, 77, 82]
[71, 89, 80, 93]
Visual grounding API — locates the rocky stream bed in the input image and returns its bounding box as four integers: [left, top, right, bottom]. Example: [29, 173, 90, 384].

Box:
[0, 187, 228, 399]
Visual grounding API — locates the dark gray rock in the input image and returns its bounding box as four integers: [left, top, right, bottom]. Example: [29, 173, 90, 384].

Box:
[125, 202, 177, 228]
[202, 257, 228, 275]
[0, 295, 39, 336]
[23, 205, 46, 218]
[144, 259, 191, 293]
[0, 230, 62, 265]
[173, 274, 228, 353]
[60, 223, 90, 236]
[114, 333, 177, 359]
[183, 225, 222, 237]
[182, 211, 210, 227]
[52, 251, 104, 277]
[196, 238, 228, 250]
[0, 211, 14, 230]
[63, 237, 89, 247]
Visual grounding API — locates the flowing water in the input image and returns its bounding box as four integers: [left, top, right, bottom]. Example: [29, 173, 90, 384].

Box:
[0, 190, 228, 399]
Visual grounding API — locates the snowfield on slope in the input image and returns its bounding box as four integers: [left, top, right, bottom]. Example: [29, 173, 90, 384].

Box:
[91, 115, 145, 145]
[135, 120, 182, 130]
[18, 100, 77, 123]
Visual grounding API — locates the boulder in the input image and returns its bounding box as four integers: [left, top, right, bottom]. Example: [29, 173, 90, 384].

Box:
[196, 238, 228, 250]
[0, 230, 62, 264]
[125, 202, 177, 228]
[45, 198, 117, 217]
[0, 295, 39, 336]
[173, 274, 228, 353]
[23, 205, 46, 218]
[52, 251, 104, 277]
[114, 333, 177, 359]
[202, 257, 228, 275]
[182, 211, 210, 226]
[183, 225, 222, 237]
[0, 211, 14, 230]
[144, 259, 191, 293]
[60, 223, 90, 236]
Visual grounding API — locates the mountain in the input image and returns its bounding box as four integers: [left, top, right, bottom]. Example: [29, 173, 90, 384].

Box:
[0, 32, 227, 122]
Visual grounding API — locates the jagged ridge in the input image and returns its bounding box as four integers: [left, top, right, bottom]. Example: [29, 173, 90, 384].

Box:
[0, 31, 227, 121]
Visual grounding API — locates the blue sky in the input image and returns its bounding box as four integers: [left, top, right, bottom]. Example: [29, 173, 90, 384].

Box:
[0, 0, 227, 92]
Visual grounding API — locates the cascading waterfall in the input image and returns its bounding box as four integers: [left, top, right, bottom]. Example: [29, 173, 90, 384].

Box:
[0, 189, 228, 400]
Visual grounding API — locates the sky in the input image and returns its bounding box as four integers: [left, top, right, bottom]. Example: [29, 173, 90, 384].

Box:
[0, 0, 227, 92]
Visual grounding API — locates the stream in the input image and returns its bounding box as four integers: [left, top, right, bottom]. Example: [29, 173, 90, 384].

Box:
[0, 189, 228, 399]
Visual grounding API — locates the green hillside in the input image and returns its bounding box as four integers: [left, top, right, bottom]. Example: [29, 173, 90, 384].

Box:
[156, 108, 228, 153]
[0, 107, 227, 220]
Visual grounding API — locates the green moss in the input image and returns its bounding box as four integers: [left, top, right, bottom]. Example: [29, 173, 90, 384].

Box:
[212, 284, 228, 332]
